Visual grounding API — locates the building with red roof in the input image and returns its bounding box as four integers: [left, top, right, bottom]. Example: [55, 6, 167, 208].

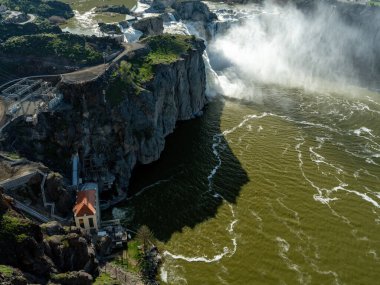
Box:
[73, 183, 100, 232]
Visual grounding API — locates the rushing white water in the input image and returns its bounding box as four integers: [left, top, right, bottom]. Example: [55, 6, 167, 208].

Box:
[56, 1, 380, 284]
[208, 1, 380, 97]
[62, 8, 101, 36]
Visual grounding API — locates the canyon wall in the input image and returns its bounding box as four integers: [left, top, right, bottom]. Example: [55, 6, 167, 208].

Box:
[1, 36, 207, 193]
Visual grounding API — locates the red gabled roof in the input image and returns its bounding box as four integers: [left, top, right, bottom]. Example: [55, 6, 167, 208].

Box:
[73, 189, 96, 216]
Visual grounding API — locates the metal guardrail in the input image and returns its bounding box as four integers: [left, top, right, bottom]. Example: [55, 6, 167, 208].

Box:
[0, 171, 37, 190]
[13, 199, 51, 223]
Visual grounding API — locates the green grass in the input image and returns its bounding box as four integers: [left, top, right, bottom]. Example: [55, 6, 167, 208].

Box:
[0, 265, 14, 278]
[3, 151, 21, 160]
[1, 33, 101, 63]
[368, 1, 380, 6]
[0, 18, 62, 41]
[0, 0, 74, 19]
[106, 34, 196, 105]
[0, 33, 120, 65]
[143, 34, 193, 65]
[135, 34, 194, 82]
[61, 0, 136, 13]
[111, 240, 141, 274]
[0, 213, 34, 244]
[93, 272, 120, 285]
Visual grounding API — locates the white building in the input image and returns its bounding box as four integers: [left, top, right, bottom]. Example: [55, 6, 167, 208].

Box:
[73, 183, 101, 232]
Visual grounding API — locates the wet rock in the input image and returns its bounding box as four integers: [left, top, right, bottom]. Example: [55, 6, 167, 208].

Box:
[172, 0, 217, 22]
[98, 23, 122, 35]
[132, 16, 164, 37]
[95, 5, 130, 14]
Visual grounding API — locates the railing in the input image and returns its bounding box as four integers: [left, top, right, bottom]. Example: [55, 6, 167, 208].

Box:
[0, 171, 37, 190]
[0, 169, 67, 222]
[13, 199, 51, 223]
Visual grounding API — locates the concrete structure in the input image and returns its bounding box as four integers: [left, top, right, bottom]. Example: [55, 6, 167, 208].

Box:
[73, 183, 100, 232]
[0, 78, 62, 134]
[72, 153, 79, 187]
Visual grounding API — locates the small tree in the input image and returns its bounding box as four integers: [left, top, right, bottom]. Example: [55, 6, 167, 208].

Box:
[136, 225, 155, 254]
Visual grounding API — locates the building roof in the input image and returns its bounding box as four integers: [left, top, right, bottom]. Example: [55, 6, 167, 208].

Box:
[73, 189, 96, 217]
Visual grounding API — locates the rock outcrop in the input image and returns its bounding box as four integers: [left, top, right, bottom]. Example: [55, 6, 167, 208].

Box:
[0, 35, 207, 196]
[0, 265, 28, 285]
[95, 4, 130, 14]
[132, 16, 164, 37]
[172, 0, 217, 22]
[0, 192, 98, 284]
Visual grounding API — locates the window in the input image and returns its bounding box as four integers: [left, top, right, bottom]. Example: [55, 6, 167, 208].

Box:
[79, 218, 84, 228]
[89, 217, 94, 228]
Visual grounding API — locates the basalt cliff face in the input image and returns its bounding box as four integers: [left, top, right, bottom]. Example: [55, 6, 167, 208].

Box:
[0, 192, 97, 285]
[1, 36, 207, 193]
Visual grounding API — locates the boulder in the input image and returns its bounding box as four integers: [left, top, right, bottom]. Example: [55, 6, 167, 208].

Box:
[95, 5, 130, 14]
[132, 16, 164, 37]
[98, 23, 122, 35]
[0, 265, 28, 285]
[41, 221, 65, 236]
[45, 173, 72, 216]
[172, 0, 217, 22]
[96, 236, 113, 257]
[49, 271, 93, 285]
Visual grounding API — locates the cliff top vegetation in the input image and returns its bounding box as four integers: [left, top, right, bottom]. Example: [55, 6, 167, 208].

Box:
[0, 0, 74, 19]
[0, 18, 61, 41]
[0, 33, 122, 65]
[106, 34, 196, 105]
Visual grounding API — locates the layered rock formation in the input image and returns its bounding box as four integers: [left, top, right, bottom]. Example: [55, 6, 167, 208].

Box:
[0, 193, 98, 284]
[172, 0, 217, 22]
[0, 35, 207, 194]
[132, 16, 164, 37]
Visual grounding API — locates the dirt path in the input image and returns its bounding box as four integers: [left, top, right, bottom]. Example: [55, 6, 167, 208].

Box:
[61, 43, 145, 84]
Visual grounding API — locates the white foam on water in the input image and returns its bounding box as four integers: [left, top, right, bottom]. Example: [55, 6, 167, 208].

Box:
[295, 139, 337, 205]
[368, 249, 380, 261]
[342, 189, 380, 209]
[63, 8, 100, 35]
[132, 1, 151, 14]
[123, 26, 143, 43]
[353, 127, 375, 138]
[309, 262, 341, 285]
[128, 178, 172, 200]
[276, 237, 309, 284]
[365, 158, 380, 166]
[351, 101, 380, 115]
[163, 204, 238, 264]
[160, 267, 168, 283]
[309, 146, 344, 175]
[367, 96, 380, 107]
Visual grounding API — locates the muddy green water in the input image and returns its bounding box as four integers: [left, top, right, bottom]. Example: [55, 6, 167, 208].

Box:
[117, 84, 380, 284]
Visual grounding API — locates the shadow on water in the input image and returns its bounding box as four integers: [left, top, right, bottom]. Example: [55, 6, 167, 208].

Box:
[115, 98, 249, 242]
